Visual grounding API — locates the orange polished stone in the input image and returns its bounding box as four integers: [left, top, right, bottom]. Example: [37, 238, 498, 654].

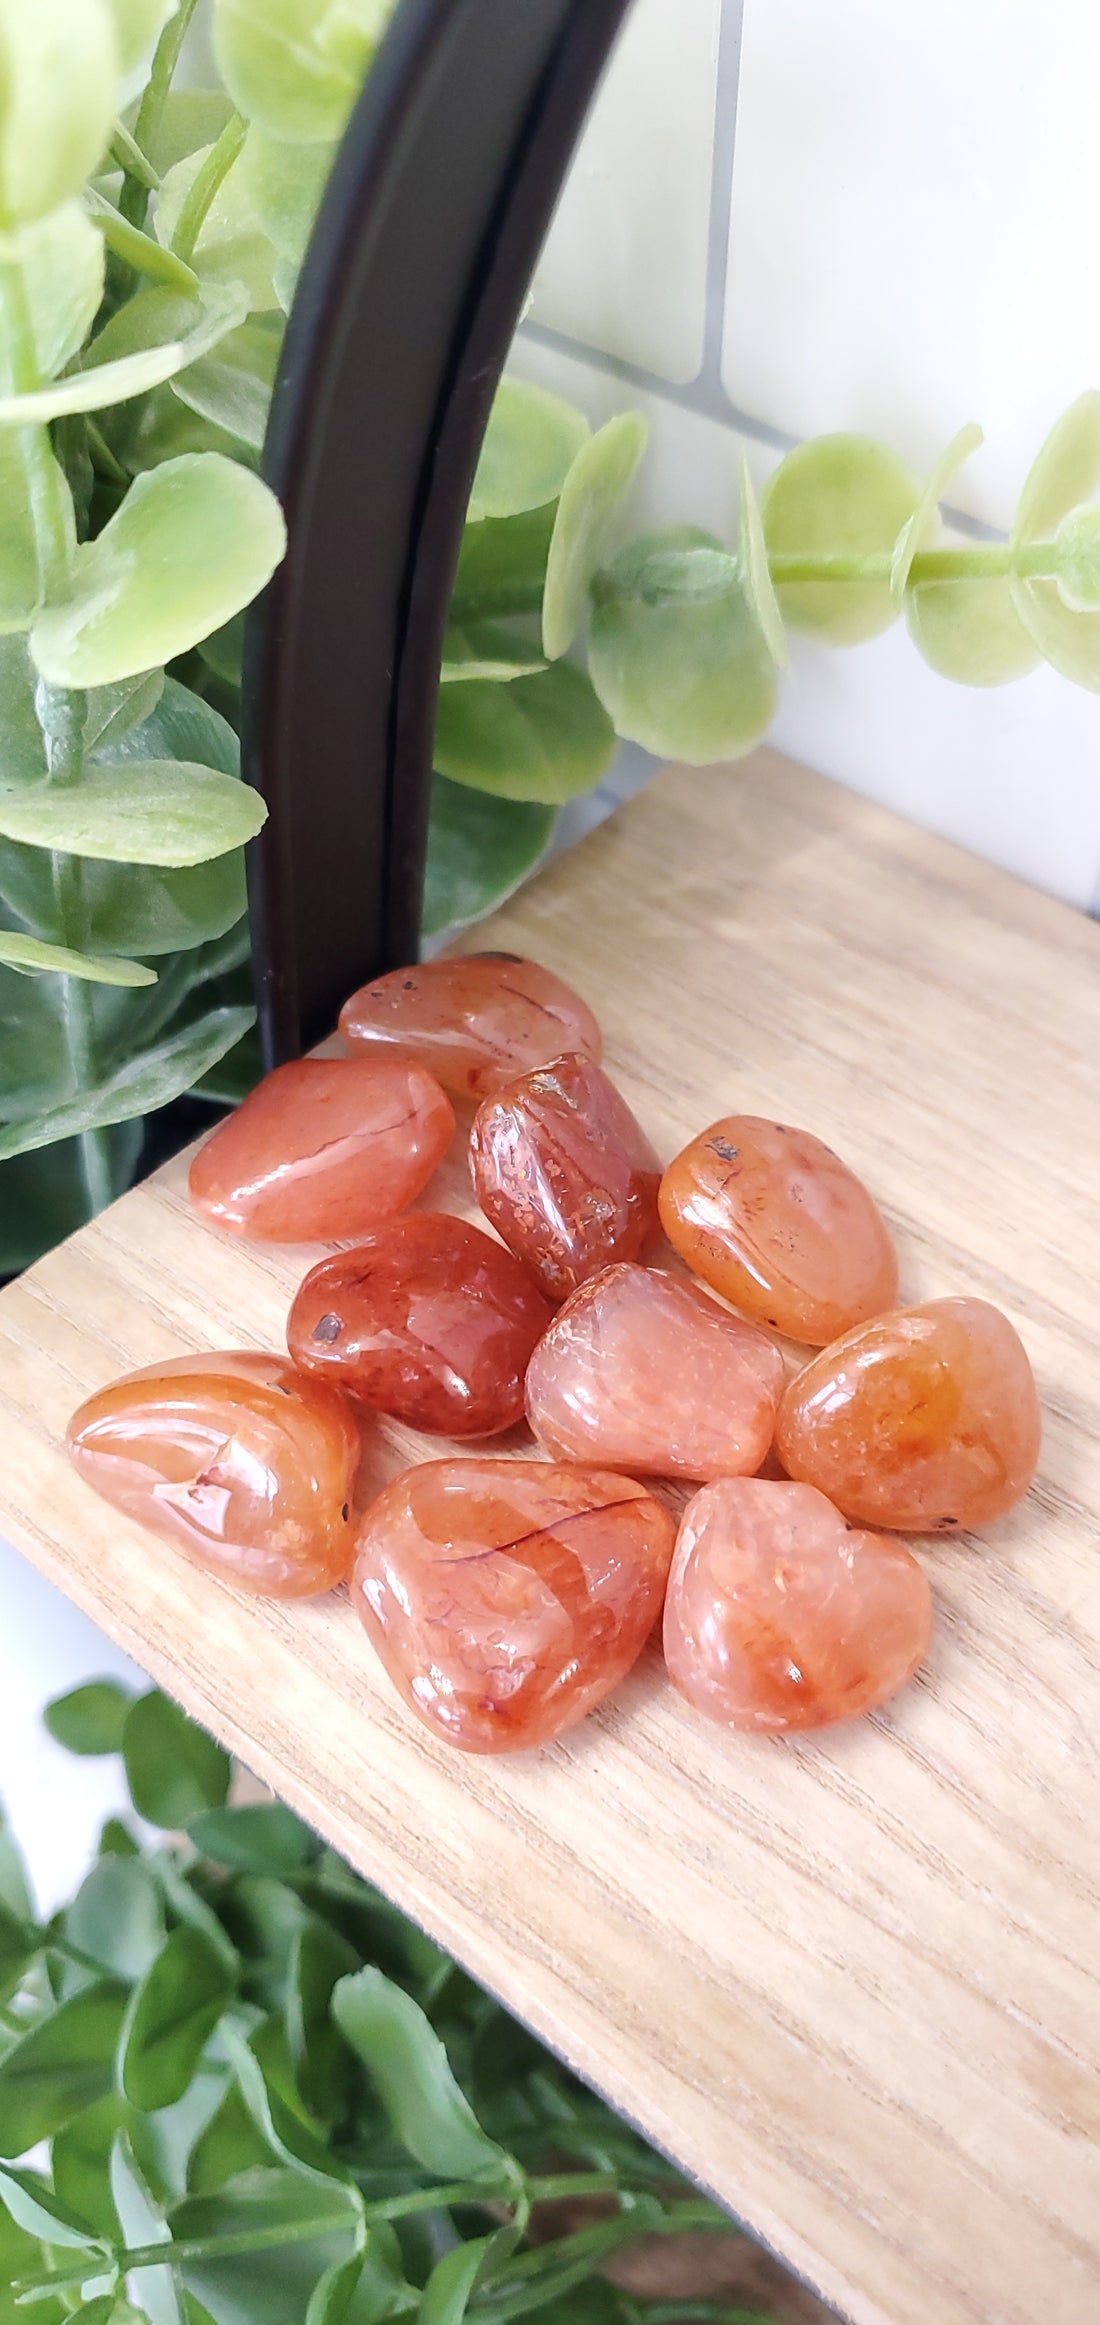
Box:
[776, 1296, 1041, 1533]
[663, 1477, 932, 1732]
[526, 1262, 785, 1481]
[189, 1057, 454, 1242]
[287, 1213, 553, 1437]
[470, 1054, 661, 1301]
[339, 951, 602, 1097]
[66, 1352, 360, 1596]
[658, 1115, 898, 1344]
[352, 1459, 676, 1752]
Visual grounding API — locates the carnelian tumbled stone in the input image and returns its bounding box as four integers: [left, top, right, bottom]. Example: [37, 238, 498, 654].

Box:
[470, 1054, 661, 1301]
[526, 1262, 785, 1481]
[339, 951, 602, 1097]
[776, 1296, 1041, 1532]
[658, 1115, 898, 1344]
[352, 1459, 676, 1752]
[287, 1213, 553, 1437]
[663, 1477, 932, 1732]
[189, 1057, 454, 1242]
[67, 1352, 360, 1596]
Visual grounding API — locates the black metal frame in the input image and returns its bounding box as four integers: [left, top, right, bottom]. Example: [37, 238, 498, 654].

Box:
[244, 0, 633, 1066]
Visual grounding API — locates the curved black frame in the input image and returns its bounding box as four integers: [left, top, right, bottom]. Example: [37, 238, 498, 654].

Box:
[244, 0, 633, 1064]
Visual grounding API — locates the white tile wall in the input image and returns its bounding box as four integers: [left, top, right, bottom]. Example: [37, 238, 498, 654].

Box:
[521, 0, 1100, 913]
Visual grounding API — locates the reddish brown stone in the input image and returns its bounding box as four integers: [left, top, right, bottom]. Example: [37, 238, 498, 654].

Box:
[287, 1212, 553, 1437]
[470, 1054, 661, 1301]
[339, 952, 602, 1097]
[67, 1353, 360, 1596]
[352, 1459, 676, 1752]
[189, 1057, 454, 1243]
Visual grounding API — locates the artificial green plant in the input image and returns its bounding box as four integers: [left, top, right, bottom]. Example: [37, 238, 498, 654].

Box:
[4, 0, 1100, 1275]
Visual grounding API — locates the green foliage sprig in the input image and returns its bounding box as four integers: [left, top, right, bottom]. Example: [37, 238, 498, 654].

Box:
[0, 1681, 768, 2325]
[3, 0, 1100, 1276]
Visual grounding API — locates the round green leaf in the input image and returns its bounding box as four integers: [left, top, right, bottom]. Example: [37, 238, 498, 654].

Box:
[0, 1805, 33, 1920]
[468, 379, 588, 524]
[1011, 577, 1100, 692]
[762, 433, 921, 643]
[422, 773, 553, 937]
[4, 204, 107, 386]
[0, 0, 118, 228]
[122, 1692, 231, 1828]
[418, 2241, 491, 2325]
[0, 762, 266, 866]
[120, 1929, 235, 2111]
[1051, 504, 1100, 612]
[66, 1858, 166, 1981]
[0, 843, 247, 958]
[51, 2094, 134, 2239]
[154, 147, 280, 314]
[0, 1126, 142, 1273]
[143, 91, 236, 178]
[1013, 391, 1100, 544]
[96, 671, 240, 774]
[449, 503, 556, 627]
[30, 453, 286, 687]
[305, 2235, 411, 2325]
[238, 125, 332, 265]
[890, 422, 983, 599]
[332, 1967, 512, 2186]
[439, 615, 546, 684]
[186, 2078, 275, 2197]
[0, 432, 46, 638]
[0, 1981, 129, 2156]
[0, 284, 250, 426]
[0, 932, 156, 985]
[589, 526, 777, 762]
[0, 2160, 104, 2251]
[434, 661, 614, 805]
[170, 2169, 361, 2325]
[44, 1680, 136, 1755]
[107, 0, 178, 75]
[187, 1806, 317, 1878]
[287, 1920, 358, 2126]
[542, 412, 648, 659]
[737, 453, 787, 667]
[214, 0, 386, 143]
[907, 576, 1040, 685]
[172, 322, 281, 453]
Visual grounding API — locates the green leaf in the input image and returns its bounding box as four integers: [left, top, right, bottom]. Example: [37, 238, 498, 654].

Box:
[144, 92, 236, 178]
[123, 1693, 231, 1829]
[0, 1980, 129, 2155]
[737, 454, 787, 667]
[468, 381, 588, 526]
[450, 504, 555, 628]
[589, 526, 777, 762]
[1013, 391, 1100, 543]
[51, 2094, 131, 2236]
[1011, 576, 1100, 691]
[0, 932, 156, 985]
[542, 413, 648, 659]
[421, 775, 553, 938]
[30, 452, 286, 687]
[332, 1967, 512, 2186]
[86, 671, 168, 756]
[96, 672, 240, 775]
[172, 322, 281, 452]
[0, 1806, 33, 1920]
[1050, 503, 1100, 612]
[0, 844, 245, 962]
[0, 634, 48, 781]
[66, 1858, 166, 1981]
[0, 286, 251, 425]
[418, 2241, 491, 2325]
[0, 762, 265, 867]
[220, 2021, 354, 2193]
[434, 662, 614, 805]
[85, 189, 200, 294]
[214, 0, 387, 144]
[762, 433, 921, 642]
[890, 423, 983, 599]
[906, 575, 1039, 685]
[188, 1807, 317, 1879]
[237, 126, 330, 267]
[170, 2168, 361, 2325]
[107, 0, 178, 73]
[111, 2132, 187, 2325]
[286, 1920, 358, 2125]
[120, 1928, 236, 2110]
[2, 204, 106, 387]
[305, 2235, 415, 2325]
[439, 617, 546, 685]
[98, 1819, 140, 1859]
[185, 2078, 273, 2196]
[45, 1680, 136, 1756]
[0, 0, 119, 229]
[153, 149, 280, 314]
[0, 1126, 142, 1273]
[0, 431, 47, 637]
[0, 2160, 103, 2250]
[0, 1897, 40, 1988]
[151, 1856, 239, 1976]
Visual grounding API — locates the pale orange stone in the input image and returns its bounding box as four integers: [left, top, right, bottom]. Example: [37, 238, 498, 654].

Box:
[189, 1057, 454, 1242]
[351, 1459, 676, 1753]
[658, 1115, 898, 1344]
[67, 1353, 361, 1597]
[776, 1297, 1041, 1532]
[663, 1477, 932, 1732]
[339, 951, 602, 1097]
[526, 1263, 784, 1481]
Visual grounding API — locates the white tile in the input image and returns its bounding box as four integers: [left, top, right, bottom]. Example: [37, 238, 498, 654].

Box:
[528, 0, 723, 385]
[725, 0, 1100, 531]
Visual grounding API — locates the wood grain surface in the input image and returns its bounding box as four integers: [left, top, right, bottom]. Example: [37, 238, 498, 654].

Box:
[2, 749, 1098, 2325]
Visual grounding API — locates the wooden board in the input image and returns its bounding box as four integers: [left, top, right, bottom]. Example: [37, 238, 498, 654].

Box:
[2, 748, 1099, 2325]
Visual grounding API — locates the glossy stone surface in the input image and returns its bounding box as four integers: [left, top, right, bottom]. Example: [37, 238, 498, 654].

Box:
[776, 1297, 1041, 1533]
[526, 1262, 785, 1481]
[339, 951, 602, 1098]
[352, 1459, 676, 1752]
[287, 1213, 553, 1437]
[659, 1114, 898, 1344]
[470, 1055, 661, 1301]
[663, 1477, 932, 1732]
[67, 1353, 360, 1597]
[189, 1058, 454, 1243]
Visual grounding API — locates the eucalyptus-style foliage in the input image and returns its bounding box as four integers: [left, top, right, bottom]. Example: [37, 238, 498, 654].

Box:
[0, 1684, 759, 2325]
[3, 0, 1100, 1277]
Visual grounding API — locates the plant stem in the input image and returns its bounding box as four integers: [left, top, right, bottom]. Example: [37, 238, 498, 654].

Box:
[172, 113, 247, 265]
[765, 541, 1055, 587]
[124, 0, 202, 228]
